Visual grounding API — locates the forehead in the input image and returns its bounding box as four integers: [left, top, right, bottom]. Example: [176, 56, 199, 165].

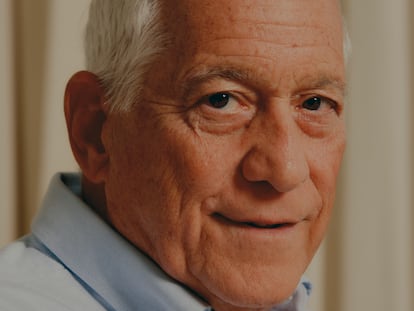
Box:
[158, 0, 345, 94]
[164, 0, 343, 45]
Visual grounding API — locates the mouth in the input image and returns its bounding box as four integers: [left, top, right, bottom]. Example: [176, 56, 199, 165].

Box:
[212, 213, 295, 230]
[242, 222, 289, 229]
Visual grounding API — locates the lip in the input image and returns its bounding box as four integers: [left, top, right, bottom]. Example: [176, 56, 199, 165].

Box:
[210, 211, 309, 250]
[212, 212, 300, 231]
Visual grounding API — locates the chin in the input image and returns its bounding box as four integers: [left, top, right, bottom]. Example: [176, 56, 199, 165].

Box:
[192, 264, 303, 311]
[208, 288, 296, 311]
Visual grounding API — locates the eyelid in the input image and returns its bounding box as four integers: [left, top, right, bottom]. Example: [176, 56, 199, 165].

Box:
[297, 92, 343, 113]
[305, 95, 336, 107]
[198, 91, 232, 103]
[197, 91, 248, 112]
[183, 75, 258, 104]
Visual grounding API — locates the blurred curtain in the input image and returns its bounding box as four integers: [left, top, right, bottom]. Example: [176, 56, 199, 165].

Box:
[307, 1, 414, 310]
[0, 1, 413, 311]
[339, 0, 413, 310]
[0, 0, 17, 245]
[0, 0, 84, 244]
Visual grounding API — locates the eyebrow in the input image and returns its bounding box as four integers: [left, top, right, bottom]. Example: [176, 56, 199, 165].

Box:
[181, 66, 346, 98]
[298, 75, 347, 96]
[181, 66, 253, 97]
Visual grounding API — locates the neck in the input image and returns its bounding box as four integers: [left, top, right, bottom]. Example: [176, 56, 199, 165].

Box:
[81, 175, 109, 222]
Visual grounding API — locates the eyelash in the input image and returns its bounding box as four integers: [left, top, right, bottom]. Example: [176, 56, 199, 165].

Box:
[207, 92, 232, 109]
[197, 91, 247, 112]
[193, 89, 340, 119]
[300, 96, 338, 112]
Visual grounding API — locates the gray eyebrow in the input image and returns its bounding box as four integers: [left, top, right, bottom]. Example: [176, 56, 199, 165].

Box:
[181, 67, 253, 97]
[304, 76, 347, 96]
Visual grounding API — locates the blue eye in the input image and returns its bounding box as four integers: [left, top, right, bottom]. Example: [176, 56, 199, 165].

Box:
[208, 93, 230, 108]
[302, 97, 322, 111]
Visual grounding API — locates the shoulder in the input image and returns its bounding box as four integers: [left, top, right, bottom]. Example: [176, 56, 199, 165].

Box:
[0, 240, 104, 311]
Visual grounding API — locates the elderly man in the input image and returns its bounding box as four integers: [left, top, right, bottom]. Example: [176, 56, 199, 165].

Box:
[0, 0, 347, 310]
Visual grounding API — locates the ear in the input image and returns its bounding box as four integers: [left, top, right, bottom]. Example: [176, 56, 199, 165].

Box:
[64, 71, 109, 184]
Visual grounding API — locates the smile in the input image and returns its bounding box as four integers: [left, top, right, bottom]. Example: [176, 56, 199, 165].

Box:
[242, 222, 288, 229]
[212, 213, 295, 230]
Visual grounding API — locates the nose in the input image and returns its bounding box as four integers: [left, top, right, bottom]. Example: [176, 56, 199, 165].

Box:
[241, 106, 309, 193]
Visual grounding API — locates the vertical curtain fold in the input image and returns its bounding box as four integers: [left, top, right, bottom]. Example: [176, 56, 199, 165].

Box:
[0, 0, 17, 246]
[341, 0, 414, 310]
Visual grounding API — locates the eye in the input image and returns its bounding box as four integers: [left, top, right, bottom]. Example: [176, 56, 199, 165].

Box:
[208, 92, 231, 109]
[302, 96, 322, 111]
[301, 96, 337, 112]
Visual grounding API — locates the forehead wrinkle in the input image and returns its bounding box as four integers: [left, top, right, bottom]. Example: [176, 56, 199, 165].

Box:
[207, 36, 327, 48]
[220, 14, 326, 28]
[201, 23, 333, 49]
[169, 0, 341, 41]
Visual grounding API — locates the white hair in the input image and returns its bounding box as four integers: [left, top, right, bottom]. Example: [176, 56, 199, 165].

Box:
[85, 0, 167, 112]
[85, 0, 351, 112]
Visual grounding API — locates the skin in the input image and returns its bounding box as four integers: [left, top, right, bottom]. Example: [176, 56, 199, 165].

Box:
[65, 0, 346, 310]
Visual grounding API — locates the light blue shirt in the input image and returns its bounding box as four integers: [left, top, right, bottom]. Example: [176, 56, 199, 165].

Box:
[0, 173, 312, 310]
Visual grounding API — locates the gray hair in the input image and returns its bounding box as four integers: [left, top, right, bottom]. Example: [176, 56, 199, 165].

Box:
[85, 0, 351, 112]
[85, 0, 167, 112]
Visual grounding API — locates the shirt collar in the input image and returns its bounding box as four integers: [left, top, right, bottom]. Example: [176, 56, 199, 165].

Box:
[32, 173, 210, 311]
[32, 173, 311, 311]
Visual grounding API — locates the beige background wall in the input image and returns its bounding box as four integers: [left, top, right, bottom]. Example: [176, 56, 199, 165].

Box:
[0, 1, 413, 310]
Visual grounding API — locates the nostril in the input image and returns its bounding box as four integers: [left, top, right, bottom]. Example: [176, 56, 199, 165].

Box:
[241, 148, 267, 183]
[241, 145, 309, 193]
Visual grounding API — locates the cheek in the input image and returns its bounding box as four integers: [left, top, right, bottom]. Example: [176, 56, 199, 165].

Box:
[165, 132, 244, 198]
[105, 119, 244, 267]
[103, 120, 183, 250]
[308, 129, 345, 192]
[307, 133, 345, 239]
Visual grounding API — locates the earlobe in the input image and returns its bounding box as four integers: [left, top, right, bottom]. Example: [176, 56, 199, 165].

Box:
[64, 71, 109, 184]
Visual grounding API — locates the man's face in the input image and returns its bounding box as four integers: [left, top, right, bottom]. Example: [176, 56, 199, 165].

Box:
[102, 0, 346, 309]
